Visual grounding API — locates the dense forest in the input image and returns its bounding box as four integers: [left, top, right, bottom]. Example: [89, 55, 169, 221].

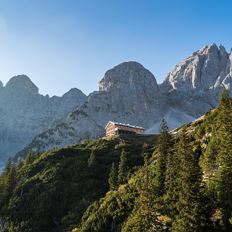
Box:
[75, 91, 232, 232]
[0, 90, 232, 232]
[0, 133, 151, 231]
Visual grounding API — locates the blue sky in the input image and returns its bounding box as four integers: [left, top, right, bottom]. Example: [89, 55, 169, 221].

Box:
[0, 0, 231, 96]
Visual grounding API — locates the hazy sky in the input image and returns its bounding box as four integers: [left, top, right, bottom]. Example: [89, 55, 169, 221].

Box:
[0, 0, 231, 96]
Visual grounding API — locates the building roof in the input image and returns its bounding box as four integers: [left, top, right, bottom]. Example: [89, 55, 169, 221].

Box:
[105, 121, 144, 130]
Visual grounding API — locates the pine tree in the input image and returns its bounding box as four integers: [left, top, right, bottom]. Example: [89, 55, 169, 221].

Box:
[164, 142, 181, 218]
[5, 165, 17, 200]
[172, 130, 206, 232]
[220, 87, 230, 103]
[201, 135, 219, 187]
[108, 162, 118, 190]
[88, 149, 96, 167]
[4, 158, 13, 174]
[215, 93, 232, 230]
[118, 149, 127, 185]
[154, 119, 172, 196]
[0, 159, 17, 208]
[124, 154, 161, 231]
[24, 150, 34, 165]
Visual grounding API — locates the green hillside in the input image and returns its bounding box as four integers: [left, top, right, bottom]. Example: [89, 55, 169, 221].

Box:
[76, 92, 232, 232]
[0, 137, 154, 232]
[0, 91, 231, 232]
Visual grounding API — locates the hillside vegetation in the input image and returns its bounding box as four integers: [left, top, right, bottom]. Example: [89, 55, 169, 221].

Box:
[0, 91, 231, 232]
[75, 91, 232, 232]
[0, 137, 154, 232]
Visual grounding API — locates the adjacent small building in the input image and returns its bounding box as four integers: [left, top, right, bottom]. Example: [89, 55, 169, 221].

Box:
[105, 121, 145, 137]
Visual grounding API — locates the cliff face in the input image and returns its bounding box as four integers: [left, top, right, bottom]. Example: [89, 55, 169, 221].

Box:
[7, 44, 232, 161]
[162, 44, 232, 116]
[0, 75, 87, 163]
[15, 62, 167, 157]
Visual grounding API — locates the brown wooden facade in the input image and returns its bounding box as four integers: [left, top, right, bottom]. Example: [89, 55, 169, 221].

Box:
[105, 121, 145, 137]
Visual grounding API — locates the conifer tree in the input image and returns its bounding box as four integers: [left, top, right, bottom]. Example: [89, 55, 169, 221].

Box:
[4, 157, 13, 174]
[172, 130, 206, 232]
[164, 142, 181, 218]
[215, 92, 232, 230]
[123, 154, 161, 231]
[88, 149, 96, 167]
[0, 159, 17, 208]
[154, 119, 172, 196]
[5, 165, 17, 200]
[220, 87, 230, 103]
[118, 149, 127, 185]
[24, 150, 34, 165]
[201, 135, 219, 186]
[108, 162, 118, 190]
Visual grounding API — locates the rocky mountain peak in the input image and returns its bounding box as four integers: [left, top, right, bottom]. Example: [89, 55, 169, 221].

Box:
[99, 61, 158, 92]
[5, 75, 39, 94]
[163, 44, 230, 95]
[0, 75, 87, 164]
[4, 43, 232, 168]
[219, 44, 227, 55]
[199, 43, 227, 56]
[230, 51, 232, 74]
[62, 88, 86, 99]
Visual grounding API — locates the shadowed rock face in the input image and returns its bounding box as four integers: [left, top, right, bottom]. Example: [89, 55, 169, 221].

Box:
[12, 44, 232, 161]
[0, 75, 87, 164]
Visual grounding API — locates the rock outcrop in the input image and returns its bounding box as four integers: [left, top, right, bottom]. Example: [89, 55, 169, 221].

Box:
[162, 44, 232, 116]
[0, 75, 87, 164]
[10, 44, 232, 161]
[15, 62, 167, 158]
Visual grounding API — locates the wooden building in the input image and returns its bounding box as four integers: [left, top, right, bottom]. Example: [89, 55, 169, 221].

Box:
[105, 121, 145, 137]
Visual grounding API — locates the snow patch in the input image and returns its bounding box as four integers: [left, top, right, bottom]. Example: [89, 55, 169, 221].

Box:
[146, 108, 195, 133]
